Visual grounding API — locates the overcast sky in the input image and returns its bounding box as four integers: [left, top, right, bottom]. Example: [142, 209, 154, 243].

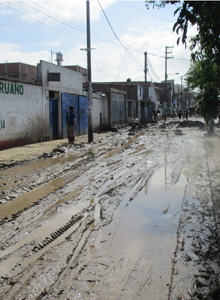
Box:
[0, 0, 196, 84]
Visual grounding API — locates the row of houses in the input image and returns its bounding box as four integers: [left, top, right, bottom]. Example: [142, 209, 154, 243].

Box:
[0, 56, 193, 150]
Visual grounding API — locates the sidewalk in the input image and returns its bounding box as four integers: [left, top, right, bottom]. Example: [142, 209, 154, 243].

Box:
[0, 134, 91, 166]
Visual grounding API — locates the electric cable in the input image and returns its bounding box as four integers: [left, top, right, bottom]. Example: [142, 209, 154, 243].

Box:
[1, 1, 189, 82]
[19, 0, 111, 44]
[97, 0, 143, 69]
[148, 57, 161, 82]
[20, 1, 86, 35]
[120, 1, 172, 23]
[0, 2, 85, 42]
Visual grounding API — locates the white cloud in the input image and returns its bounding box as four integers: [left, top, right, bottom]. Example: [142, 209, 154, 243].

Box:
[0, 43, 49, 64]
[0, 43, 21, 52]
[44, 40, 62, 48]
[1, 0, 117, 24]
[88, 19, 192, 83]
[0, 1, 194, 84]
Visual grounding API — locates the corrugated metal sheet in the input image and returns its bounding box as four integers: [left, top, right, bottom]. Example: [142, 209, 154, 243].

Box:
[49, 98, 58, 139]
[111, 92, 126, 123]
[61, 93, 88, 137]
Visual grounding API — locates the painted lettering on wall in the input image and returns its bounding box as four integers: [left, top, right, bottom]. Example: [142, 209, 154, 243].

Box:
[0, 82, 24, 95]
[0, 119, 5, 129]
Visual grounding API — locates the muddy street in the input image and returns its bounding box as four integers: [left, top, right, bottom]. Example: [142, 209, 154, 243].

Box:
[0, 119, 220, 300]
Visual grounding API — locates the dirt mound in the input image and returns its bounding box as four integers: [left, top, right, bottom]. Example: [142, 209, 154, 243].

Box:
[178, 120, 205, 128]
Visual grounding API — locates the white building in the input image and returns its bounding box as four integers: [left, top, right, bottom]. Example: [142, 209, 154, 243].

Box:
[0, 60, 108, 150]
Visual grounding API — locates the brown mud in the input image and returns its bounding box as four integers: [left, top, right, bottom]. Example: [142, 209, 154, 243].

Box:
[0, 118, 220, 300]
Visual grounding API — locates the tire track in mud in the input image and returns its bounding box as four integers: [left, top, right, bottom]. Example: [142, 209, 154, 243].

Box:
[1, 122, 194, 300]
[38, 134, 177, 300]
[0, 130, 152, 250]
[0, 168, 87, 221]
[36, 170, 157, 300]
[0, 134, 160, 300]
[0, 130, 145, 223]
[31, 214, 84, 253]
[168, 133, 220, 300]
[0, 152, 82, 201]
[0, 149, 97, 221]
[0, 211, 96, 300]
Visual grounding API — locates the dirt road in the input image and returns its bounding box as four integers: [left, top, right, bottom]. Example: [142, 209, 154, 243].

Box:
[0, 119, 220, 300]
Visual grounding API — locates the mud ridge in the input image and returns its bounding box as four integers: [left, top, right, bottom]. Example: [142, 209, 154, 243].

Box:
[32, 214, 84, 253]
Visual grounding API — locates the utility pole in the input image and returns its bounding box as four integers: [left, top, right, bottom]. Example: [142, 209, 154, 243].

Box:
[144, 51, 148, 104]
[181, 76, 183, 109]
[81, 1, 94, 142]
[164, 46, 173, 114]
[86, 0, 93, 143]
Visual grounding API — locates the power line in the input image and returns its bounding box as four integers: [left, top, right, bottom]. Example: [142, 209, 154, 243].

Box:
[20, 1, 112, 45]
[120, 1, 172, 23]
[0, 2, 85, 42]
[173, 57, 191, 62]
[2, 1, 113, 46]
[148, 58, 161, 82]
[20, 1, 86, 35]
[2, 1, 188, 82]
[97, 0, 143, 69]
[132, 48, 190, 62]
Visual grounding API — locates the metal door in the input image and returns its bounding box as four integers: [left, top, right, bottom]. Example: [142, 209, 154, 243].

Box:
[111, 93, 126, 123]
[49, 98, 58, 139]
[61, 93, 79, 136]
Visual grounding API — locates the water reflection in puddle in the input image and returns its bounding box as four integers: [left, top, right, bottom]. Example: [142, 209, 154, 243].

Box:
[0, 152, 81, 194]
[95, 165, 187, 299]
[109, 166, 186, 250]
[0, 173, 81, 220]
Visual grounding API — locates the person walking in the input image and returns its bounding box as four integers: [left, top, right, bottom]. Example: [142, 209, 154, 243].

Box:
[66, 106, 76, 144]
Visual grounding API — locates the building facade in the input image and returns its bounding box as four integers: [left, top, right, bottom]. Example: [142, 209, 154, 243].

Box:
[0, 60, 108, 150]
[1, 59, 176, 151]
[92, 82, 145, 125]
[0, 79, 43, 150]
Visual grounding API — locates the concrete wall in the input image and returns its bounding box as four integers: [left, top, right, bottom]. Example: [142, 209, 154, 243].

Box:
[0, 79, 44, 150]
[0, 61, 86, 149]
[92, 93, 108, 132]
[38, 60, 83, 95]
[38, 60, 84, 140]
[92, 83, 142, 123]
[149, 87, 160, 111]
[111, 89, 127, 124]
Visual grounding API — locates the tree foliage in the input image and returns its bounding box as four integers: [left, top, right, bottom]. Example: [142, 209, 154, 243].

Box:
[145, 1, 220, 65]
[146, 1, 220, 124]
[186, 59, 220, 122]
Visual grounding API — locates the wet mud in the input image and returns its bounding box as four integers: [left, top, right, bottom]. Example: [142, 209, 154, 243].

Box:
[0, 119, 220, 300]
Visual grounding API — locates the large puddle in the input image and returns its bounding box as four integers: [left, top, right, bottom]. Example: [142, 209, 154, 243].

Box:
[104, 165, 186, 253]
[93, 166, 187, 299]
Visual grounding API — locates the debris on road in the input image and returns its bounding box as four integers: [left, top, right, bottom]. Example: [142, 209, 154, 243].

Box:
[0, 119, 220, 300]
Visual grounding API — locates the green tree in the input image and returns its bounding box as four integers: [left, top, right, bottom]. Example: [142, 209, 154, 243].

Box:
[146, 1, 220, 128]
[146, 1, 220, 64]
[186, 59, 220, 132]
